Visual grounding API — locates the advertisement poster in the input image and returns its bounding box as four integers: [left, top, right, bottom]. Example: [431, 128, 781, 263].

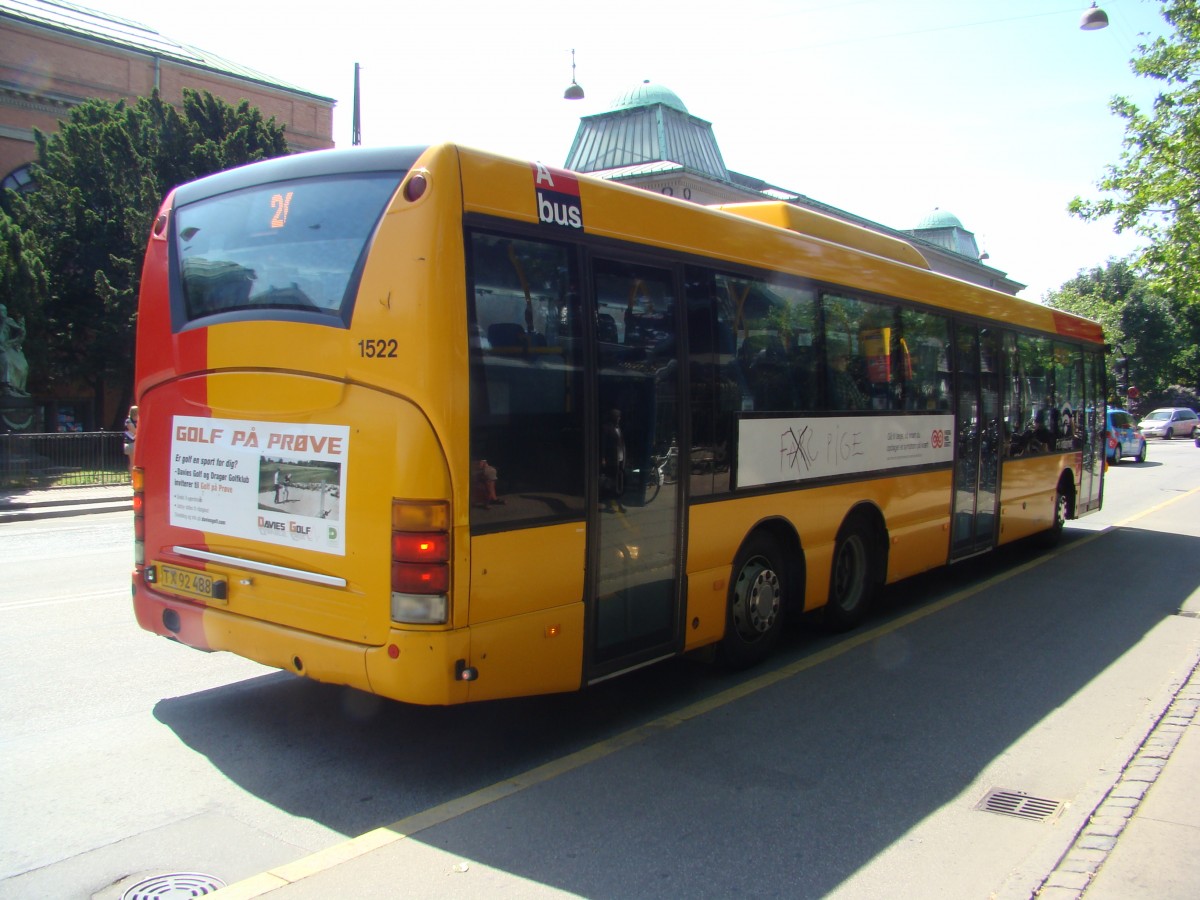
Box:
[737, 413, 954, 488]
[169, 415, 349, 555]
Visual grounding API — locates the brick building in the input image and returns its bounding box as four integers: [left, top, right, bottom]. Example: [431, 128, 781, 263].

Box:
[0, 0, 334, 192]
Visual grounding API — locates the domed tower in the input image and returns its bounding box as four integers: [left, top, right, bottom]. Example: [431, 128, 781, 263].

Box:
[560, 84, 1023, 294]
[563, 80, 757, 204]
[909, 208, 984, 261]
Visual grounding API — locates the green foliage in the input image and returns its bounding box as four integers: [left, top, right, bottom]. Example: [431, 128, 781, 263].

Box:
[1045, 258, 1189, 398]
[1, 89, 288, 422]
[1069, 0, 1200, 310]
[0, 207, 49, 378]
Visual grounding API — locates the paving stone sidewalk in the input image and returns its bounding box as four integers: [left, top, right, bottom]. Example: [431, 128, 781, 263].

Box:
[1036, 658, 1200, 899]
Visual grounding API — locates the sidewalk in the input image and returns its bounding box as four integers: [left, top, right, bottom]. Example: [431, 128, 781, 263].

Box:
[0, 482, 132, 522]
[1041, 658, 1200, 899]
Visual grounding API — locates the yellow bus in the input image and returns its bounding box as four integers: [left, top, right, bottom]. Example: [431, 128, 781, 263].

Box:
[131, 143, 1105, 704]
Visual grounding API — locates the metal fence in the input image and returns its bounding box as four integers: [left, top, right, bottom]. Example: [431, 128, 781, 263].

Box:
[0, 432, 130, 489]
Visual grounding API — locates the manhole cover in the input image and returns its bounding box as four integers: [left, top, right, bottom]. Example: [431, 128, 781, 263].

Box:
[976, 788, 1065, 822]
[121, 872, 226, 899]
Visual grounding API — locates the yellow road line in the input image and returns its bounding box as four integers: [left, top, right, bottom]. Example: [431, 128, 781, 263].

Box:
[217, 485, 1200, 897]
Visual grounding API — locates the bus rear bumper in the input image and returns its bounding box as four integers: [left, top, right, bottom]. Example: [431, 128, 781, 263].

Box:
[132, 580, 472, 705]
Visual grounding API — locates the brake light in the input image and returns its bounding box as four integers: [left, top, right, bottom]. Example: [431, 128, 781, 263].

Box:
[392, 532, 449, 561]
[149, 193, 173, 241]
[392, 562, 450, 593]
[391, 500, 450, 624]
[403, 171, 429, 203]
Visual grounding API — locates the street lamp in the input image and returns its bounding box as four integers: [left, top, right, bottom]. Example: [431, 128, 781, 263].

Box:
[1114, 343, 1134, 410]
[1080, 3, 1109, 30]
[564, 49, 585, 100]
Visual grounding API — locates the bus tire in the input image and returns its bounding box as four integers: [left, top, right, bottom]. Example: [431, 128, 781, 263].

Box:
[1034, 481, 1071, 549]
[822, 514, 879, 632]
[718, 533, 786, 669]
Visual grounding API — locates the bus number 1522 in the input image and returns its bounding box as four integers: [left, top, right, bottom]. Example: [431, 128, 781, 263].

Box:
[358, 339, 398, 358]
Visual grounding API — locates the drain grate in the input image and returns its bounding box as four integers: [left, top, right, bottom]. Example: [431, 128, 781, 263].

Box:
[122, 872, 226, 899]
[976, 788, 1065, 822]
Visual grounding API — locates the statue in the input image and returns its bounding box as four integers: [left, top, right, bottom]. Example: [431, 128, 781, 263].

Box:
[0, 304, 30, 397]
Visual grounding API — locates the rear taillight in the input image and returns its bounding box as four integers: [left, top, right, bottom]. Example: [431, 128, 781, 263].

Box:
[132, 468, 145, 565]
[391, 500, 450, 624]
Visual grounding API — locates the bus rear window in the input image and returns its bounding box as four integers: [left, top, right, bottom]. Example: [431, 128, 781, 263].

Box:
[173, 173, 402, 324]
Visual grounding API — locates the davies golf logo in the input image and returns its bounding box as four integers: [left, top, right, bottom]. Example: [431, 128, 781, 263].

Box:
[257, 515, 286, 535]
[532, 162, 583, 231]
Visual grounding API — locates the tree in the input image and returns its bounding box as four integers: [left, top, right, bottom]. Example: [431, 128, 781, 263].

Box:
[3, 89, 288, 426]
[0, 208, 49, 382]
[1045, 259, 1188, 399]
[1068, 0, 1200, 311]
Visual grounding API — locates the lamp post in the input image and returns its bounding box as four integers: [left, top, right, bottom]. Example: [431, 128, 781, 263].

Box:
[1114, 343, 1134, 411]
[351, 63, 362, 146]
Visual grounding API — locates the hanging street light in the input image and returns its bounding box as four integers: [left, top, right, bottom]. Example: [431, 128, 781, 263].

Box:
[1080, 3, 1109, 30]
[564, 49, 585, 100]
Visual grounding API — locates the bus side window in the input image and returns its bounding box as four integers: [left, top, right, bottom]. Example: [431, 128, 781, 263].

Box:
[898, 308, 952, 412]
[467, 231, 585, 530]
[717, 272, 815, 414]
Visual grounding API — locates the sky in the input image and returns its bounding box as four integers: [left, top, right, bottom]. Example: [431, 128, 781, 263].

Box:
[82, 0, 1174, 301]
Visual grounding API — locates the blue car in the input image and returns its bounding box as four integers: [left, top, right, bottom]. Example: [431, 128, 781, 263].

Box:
[1107, 407, 1146, 464]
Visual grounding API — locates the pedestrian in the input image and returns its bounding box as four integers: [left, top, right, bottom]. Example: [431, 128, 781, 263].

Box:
[600, 408, 626, 512]
[123, 406, 138, 470]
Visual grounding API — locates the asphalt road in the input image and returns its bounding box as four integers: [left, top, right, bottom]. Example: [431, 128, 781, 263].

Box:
[1, 441, 1199, 899]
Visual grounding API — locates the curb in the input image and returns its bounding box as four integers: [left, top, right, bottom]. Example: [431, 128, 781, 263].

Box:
[1034, 655, 1200, 899]
[0, 494, 132, 522]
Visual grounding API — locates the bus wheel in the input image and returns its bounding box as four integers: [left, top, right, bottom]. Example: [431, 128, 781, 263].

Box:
[823, 516, 878, 632]
[718, 533, 786, 669]
[1035, 484, 1070, 548]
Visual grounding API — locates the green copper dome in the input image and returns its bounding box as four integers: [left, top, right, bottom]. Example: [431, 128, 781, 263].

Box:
[610, 80, 688, 113]
[916, 208, 963, 229]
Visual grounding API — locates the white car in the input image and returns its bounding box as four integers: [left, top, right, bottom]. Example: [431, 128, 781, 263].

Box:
[1139, 407, 1199, 440]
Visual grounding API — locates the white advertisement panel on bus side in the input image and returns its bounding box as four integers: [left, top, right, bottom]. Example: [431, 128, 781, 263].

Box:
[737, 413, 955, 488]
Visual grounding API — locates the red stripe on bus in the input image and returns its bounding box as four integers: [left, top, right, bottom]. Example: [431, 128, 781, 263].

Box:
[531, 162, 580, 197]
[1052, 310, 1103, 343]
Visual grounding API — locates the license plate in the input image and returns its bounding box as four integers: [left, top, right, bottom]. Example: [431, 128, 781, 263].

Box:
[155, 562, 227, 604]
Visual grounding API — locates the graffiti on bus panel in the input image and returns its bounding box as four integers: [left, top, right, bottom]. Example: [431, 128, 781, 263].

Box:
[169, 416, 349, 555]
[737, 414, 955, 488]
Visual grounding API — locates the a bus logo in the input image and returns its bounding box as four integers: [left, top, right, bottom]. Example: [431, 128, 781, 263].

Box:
[532, 162, 583, 231]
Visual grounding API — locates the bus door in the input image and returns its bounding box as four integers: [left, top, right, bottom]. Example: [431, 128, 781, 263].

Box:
[950, 324, 1001, 560]
[588, 257, 685, 679]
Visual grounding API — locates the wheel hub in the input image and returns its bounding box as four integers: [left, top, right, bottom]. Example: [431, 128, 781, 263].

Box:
[734, 559, 780, 637]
